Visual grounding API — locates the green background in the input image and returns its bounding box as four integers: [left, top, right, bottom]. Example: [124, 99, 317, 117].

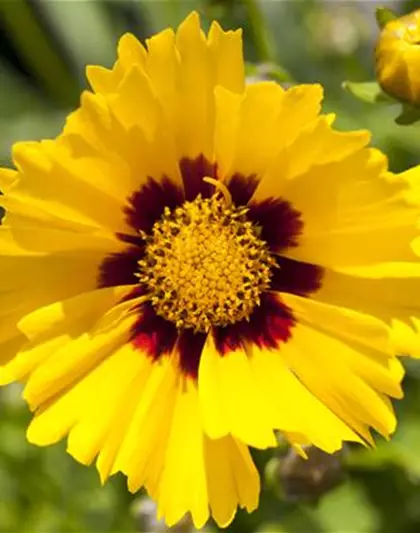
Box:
[1, 1, 420, 532]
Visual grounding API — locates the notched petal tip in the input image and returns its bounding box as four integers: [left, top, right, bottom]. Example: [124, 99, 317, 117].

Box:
[176, 10, 205, 48]
[118, 32, 147, 69]
[12, 141, 50, 174]
[86, 65, 115, 94]
[286, 83, 324, 107]
[181, 9, 201, 27]
[209, 18, 243, 40]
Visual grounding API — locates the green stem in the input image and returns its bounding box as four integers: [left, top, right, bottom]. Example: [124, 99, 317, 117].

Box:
[243, 0, 277, 63]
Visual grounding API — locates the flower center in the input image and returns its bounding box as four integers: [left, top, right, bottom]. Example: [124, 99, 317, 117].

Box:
[138, 183, 277, 332]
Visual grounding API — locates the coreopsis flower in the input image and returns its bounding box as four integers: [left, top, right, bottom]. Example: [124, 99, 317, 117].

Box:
[375, 8, 420, 106]
[1, 11, 420, 529]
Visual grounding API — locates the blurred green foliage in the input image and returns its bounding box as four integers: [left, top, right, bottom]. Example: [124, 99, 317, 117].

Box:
[1, 1, 420, 532]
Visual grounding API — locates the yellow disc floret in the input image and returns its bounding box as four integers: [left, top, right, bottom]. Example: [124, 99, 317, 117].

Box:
[138, 188, 276, 332]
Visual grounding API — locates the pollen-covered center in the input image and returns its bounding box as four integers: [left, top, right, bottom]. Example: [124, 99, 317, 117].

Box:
[138, 189, 276, 332]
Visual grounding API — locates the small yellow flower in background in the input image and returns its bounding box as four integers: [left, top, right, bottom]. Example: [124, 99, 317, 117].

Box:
[1, 10, 420, 529]
[375, 8, 420, 106]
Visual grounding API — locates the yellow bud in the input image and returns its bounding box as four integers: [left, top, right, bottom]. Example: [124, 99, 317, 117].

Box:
[375, 9, 420, 107]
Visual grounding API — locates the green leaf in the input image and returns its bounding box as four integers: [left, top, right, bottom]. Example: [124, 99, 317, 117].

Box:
[395, 104, 420, 125]
[313, 482, 379, 533]
[342, 81, 395, 105]
[375, 7, 398, 29]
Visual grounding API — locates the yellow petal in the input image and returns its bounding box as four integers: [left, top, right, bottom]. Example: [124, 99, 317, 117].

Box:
[145, 28, 179, 129]
[280, 321, 398, 441]
[0, 229, 103, 294]
[198, 334, 277, 448]
[205, 435, 259, 527]
[118, 32, 147, 71]
[247, 343, 363, 452]
[86, 65, 119, 94]
[0, 167, 18, 191]
[0, 229, 107, 385]
[213, 87, 243, 178]
[278, 150, 419, 273]
[26, 340, 144, 449]
[215, 84, 324, 187]
[86, 31, 144, 94]
[113, 355, 178, 489]
[274, 84, 324, 146]
[208, 21, 244, 94]
[174, 11, 214, 160]
[18, 285, 135, 341]
[22, 291, 141, 408]
[102, 352, 259, 528]
[110, 66, 160, 139]
[0, 336, 67, 385]
[279, 292, 403, 398]
[391, 318, 420, 357]
[157, 380, 208, 529]
[66, 344, 148, 466]
[280, 292, 391, 354]
[225, 82, 285, 180]
[23, 315, 134, 409]
[253, 116, 370, 204]
[0, 218, 121, 254]
[0, 335, 27, 373]
[4, 140, 133, 238]
[314, 266, 420, 358]
[96, 352, 154, 482]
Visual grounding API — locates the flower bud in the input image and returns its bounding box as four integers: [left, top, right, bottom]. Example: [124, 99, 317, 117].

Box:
[278, 446, 345, 503]
[375, 9, 420, 107]
[265, 446, 346, 503]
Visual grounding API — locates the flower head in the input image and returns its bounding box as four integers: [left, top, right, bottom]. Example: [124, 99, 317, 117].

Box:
[375, 8, 420, 106]
[1, 11, 420, 529]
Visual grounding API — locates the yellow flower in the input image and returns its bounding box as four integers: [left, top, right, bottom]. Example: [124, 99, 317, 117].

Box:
[1, 10, 420, 528]
[375, 8, 420, 106]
